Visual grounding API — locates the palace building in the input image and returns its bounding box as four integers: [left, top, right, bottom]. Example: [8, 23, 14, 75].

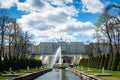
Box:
[39, 39, 84, 66]
[39, 41, 84, 55]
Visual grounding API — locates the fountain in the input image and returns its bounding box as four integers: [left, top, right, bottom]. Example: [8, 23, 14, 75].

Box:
[36, 66, 38, 71]
[23, 66, 32, 73]
[43, 56, 49, 64]
[9, 67, 12, 73]
[39, 55, 43, 61]
[27, 66, 30, 72]
[72, 56, 76, 65]
[58, 48, 63, 68]
[50, 46, 63, 68]
[95, 67, 112, 76]
[80, 66, 84, 71]
[102, 67, 105, 74]
[85, 67, 92, 72]
[2, 67, 19, 77]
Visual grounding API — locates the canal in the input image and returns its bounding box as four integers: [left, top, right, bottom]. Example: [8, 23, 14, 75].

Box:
[34, 69, 81, 80]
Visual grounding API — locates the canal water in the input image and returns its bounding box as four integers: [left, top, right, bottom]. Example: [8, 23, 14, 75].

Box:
[35, 69, 81, 80]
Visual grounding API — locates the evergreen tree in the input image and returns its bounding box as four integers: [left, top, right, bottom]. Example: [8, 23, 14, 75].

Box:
[94, 56, 98, 68]
[99, 54, 105, 69]
[104, 54, 110, 69]
[117, 61, 120, 71]
[107, 54, 113, 70]
[111, 53, 120, 71]
[97, 56, 102, 69]
[0, 56, 3, 71]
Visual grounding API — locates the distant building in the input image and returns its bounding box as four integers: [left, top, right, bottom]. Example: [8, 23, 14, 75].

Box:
[33, 45, 39, 54]
[39, 41, 84, 55]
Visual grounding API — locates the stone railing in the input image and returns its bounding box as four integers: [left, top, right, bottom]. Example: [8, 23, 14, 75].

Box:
[10, 69, 52, 80]
[67, 68, 102, 80]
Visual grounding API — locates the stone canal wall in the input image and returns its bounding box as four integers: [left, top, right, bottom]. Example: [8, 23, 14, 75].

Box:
[10, 69, 52, 80]
[67, 68, 101, 80]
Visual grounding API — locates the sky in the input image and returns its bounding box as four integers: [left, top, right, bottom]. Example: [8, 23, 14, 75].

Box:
[0, 0, 120, 44]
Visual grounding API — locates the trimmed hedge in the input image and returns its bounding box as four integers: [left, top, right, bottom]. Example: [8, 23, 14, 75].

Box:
[117, 61, 120, 71]
[79, 53, 120, 71]
[0, 55, 42, 71]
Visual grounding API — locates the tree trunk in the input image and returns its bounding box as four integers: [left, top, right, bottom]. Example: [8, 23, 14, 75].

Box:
[0, 20, 5, 57]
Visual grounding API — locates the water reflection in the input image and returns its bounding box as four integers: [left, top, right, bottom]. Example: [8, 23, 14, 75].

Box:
[59, 69, 64, 80]
[35, 69, 81, 80]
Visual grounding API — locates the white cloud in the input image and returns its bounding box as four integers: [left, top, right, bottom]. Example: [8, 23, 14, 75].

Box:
[0, 0, 96, 43]
[16, 0, 45, 12]
[17, 11, 95, 42]
[46, 0, 73, 7]
[61, 21, 94, 32]
[81, 0, 104, 13]
[16, 0, 96, 42]
[0, 0, 17, 8]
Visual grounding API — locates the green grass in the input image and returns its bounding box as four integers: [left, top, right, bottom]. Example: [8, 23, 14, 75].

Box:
[82, 54, 89, 59]
[0, 67, 45, 80]
[75, 66, 120, 80]
[34, 54, 41, 60]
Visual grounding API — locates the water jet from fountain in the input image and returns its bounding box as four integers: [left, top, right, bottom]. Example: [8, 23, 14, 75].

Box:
[50, 46, 63, 68]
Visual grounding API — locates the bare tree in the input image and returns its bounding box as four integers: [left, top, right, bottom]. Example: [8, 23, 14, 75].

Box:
[20, 31, 33, 58]
[0, 9, 11, 57]
[96, 4, 120, 54]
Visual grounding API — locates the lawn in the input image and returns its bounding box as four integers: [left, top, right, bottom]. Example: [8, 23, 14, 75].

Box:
[75, 66, 120, 80]
[0, 67, 45, 80]
[34, 54, 41, 60]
